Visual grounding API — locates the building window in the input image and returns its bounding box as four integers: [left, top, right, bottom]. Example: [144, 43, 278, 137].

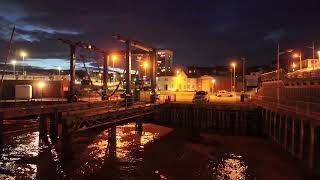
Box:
[164, 84, 168, 90]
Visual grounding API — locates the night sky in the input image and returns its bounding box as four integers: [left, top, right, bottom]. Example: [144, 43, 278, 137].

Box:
[1, 0, 320, 69]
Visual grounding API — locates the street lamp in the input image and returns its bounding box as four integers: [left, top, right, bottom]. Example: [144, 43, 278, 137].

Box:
[143, 61, 148, 77]
[11, 60, 17, 76]
[211, 79, 216, 94]
[37, 81, 45, 102]
[112, 55, 117, 68]
[231, 62, 236, 92]
[293, 51, 302, 70]
[58, 66, 61, 76]
[99, 73, 102, 84]
[20, 51, 27, 76]
[317, 50, 320, 68]
[292, 62, 297, 71]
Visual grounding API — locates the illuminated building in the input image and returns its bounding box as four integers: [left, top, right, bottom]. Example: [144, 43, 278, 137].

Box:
[157, 49, 173, 76]
[156, 70, 197, 91]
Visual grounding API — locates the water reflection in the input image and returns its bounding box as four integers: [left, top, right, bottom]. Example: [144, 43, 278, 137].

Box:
[73, 123, 161, 179]
[208, 153, 249, 180]
[0, 132, 39, 179]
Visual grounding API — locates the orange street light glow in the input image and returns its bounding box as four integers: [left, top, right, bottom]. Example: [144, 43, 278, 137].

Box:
[293, 53, 300, 58]
[143, 61, 148, 67]
[292, 62, 297, 68]
[112, 55, 118, 61]
[20, 51, 27, 57]
[37, 81, 45, 89]
[176, 70, 180, 74]
[231, 62, 236, 67]
[212, 79, 216, 84]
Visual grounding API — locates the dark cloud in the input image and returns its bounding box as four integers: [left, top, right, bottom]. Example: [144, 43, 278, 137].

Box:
[1, 0, 320, 68]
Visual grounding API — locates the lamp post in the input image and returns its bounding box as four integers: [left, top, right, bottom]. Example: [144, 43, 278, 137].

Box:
[37, 81, 45, 102]
[317, 51, 320, 68]
[112, 55, 117, 68]
[20, 51, 27, 76]
[11, 60, 16, 76]
[241, 58, 246, 92]
[292, 62, 297, 72]
[143, 61, 148, 77]
[58, 66, 61, 76]
[293, 51, 302, 70]
[211, 79, 216, 94]
[231, 62, 236, 92]
[99, 73, 102, 84]
[112, 55, 117, 82]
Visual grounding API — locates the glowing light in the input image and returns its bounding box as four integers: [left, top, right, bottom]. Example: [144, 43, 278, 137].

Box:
[20, 51, 27, 58]
[57, 66, 61, 71]
[143, 61, 148, 68]
[112, 55, 118, 61]
[292, 62, 297, 68]
[37, 81, 45, 89]
[176, 70, 180, 74]
[293, 53, 300, 58]
[11, 60, 17, 65]
[212, 79, 216, 84]
[317, 50, 320, 56]
[231, 62, 236, 67]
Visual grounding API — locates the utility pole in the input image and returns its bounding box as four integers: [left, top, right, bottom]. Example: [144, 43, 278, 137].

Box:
[312, 41, 315, 59]
[125, 39, 132, 95]
[230, 68, 233, 92]
[242, 58, 246, 92]
[68, 45, 76, 103]
[102, 54, 109, 100]
[277, 42, 280, 104]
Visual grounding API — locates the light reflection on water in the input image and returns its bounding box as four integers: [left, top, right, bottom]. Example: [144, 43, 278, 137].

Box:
[207, 153, 250, 180]
[0, 123, 255, 180]
[76, 123, 161, 177]
[0, 132, 39, 179]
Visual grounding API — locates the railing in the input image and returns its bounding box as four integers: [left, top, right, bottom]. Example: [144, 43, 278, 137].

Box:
[252, 95, 320, 118]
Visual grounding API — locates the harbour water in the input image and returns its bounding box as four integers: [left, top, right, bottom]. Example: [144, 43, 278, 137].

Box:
[0, 122, 310, 180]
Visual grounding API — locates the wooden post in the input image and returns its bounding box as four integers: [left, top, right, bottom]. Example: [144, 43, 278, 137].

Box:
[39, 114, 48, 144]
[108, 126, 117, 160]
[0, 112, 3, 154]
[136, 117, 143, 135]
[49, 112, 60, 143]
[309, 126, 315, 169]
[269, 111, 272, 136]
[291, 117, 295, 156]
[278, 114, 282, 143]
[284, 116, 288, 150]
[273, 112, 277, 142]
[61, 118, 72, 162]
[299, 119, 304, 160]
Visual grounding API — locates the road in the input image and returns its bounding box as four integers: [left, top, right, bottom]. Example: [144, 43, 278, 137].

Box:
[158, 91, 248, 104]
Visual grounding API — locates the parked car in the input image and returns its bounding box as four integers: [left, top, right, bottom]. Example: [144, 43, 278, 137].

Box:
[216, 90, 233, 97]
[192, 91, 210, 103]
